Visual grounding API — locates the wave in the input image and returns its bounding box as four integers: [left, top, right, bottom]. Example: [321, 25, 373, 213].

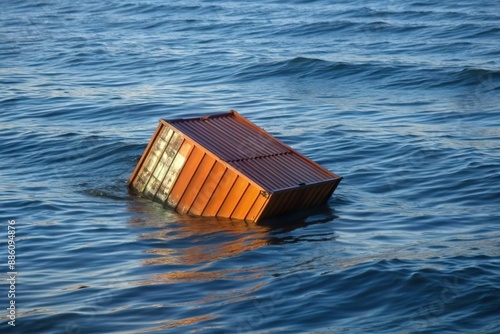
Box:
[456, 67, 500, 85]
[236, 57, 382, 81]
[235, 56, 500, 91]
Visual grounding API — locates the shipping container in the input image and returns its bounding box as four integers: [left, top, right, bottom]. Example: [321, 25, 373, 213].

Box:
[129, 110, 342, 222]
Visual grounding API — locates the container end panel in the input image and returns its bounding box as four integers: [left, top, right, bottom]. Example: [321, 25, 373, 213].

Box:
[129, 121, 164, 187]
[155, 140, 193, 204]
[132, 124, 171, 194]
[144, 130, 183, 199]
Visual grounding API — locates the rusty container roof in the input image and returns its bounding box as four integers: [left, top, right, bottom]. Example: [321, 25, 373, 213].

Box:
[168, 112, 289, 162]
[166, 110, 340, 193]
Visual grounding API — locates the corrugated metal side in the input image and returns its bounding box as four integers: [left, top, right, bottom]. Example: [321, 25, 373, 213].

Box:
[201, 167, 239, 217]
[245, 191, 269, 222]
[228, 153, 335, 192]
[169, 112, 290, 162]
[165, 158, 266, 221]
[216, 176, 250, 218]
[176, 153, 217, 214]
[187, 161, 227, 216]
[231, 184, 263, 220]
[150, 136, 264, 219]
[188, 169, 267, 221]
[166, 146, 205, 208]
[257, 179, 340, 219]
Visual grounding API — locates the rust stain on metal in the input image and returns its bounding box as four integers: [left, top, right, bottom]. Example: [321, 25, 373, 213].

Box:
[129, 110, 342, 222]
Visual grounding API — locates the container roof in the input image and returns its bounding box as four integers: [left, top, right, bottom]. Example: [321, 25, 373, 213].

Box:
[169, 111, 289, 161]
[166, 110, 339, 191]
[228, 153, 334, 191]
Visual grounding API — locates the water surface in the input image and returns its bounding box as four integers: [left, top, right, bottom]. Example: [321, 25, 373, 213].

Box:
[1, 0, 499, 333]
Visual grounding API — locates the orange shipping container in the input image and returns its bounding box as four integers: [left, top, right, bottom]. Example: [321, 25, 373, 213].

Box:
[129, 110, 342, 222]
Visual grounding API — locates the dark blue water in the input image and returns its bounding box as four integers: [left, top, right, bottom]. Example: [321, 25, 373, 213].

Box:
[1, 0, 499, 333]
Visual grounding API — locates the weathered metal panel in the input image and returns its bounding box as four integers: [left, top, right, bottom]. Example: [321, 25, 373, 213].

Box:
[155, 140, 192, 203]
[254, 180, 340, 219]
[144, 130, 182, 198]
[167, 146, 205, 208]
[129, 122, 164, 191]
[188, 161, 227, 216]
[201, 168, 238, 217]
[176, 154, 217, 214]
[132, 125, 171, 194]
[245, 191, 269, 222]
[228, 153, 334, 191]
[129, 110, 342, 222]
[216, 176, 250, 218]
[231, 184, 262, 220]
[170, 113, 289, 162]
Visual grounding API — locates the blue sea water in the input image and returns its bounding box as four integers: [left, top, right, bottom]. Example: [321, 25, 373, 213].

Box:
[1, 0, 500, 333]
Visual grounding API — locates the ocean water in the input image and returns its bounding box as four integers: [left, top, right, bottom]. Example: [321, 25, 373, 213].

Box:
[1, 0, 499, 333]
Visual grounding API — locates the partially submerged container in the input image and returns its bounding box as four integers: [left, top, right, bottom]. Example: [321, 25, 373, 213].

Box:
[129, 110, 342, 222]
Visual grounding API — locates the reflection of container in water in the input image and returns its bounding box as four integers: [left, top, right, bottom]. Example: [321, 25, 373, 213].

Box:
[128, 110, 342, 222]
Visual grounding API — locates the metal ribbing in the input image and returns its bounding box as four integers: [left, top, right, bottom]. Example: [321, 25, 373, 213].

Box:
[171, 115, 288, 161]
[228, 153, 335, 191]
